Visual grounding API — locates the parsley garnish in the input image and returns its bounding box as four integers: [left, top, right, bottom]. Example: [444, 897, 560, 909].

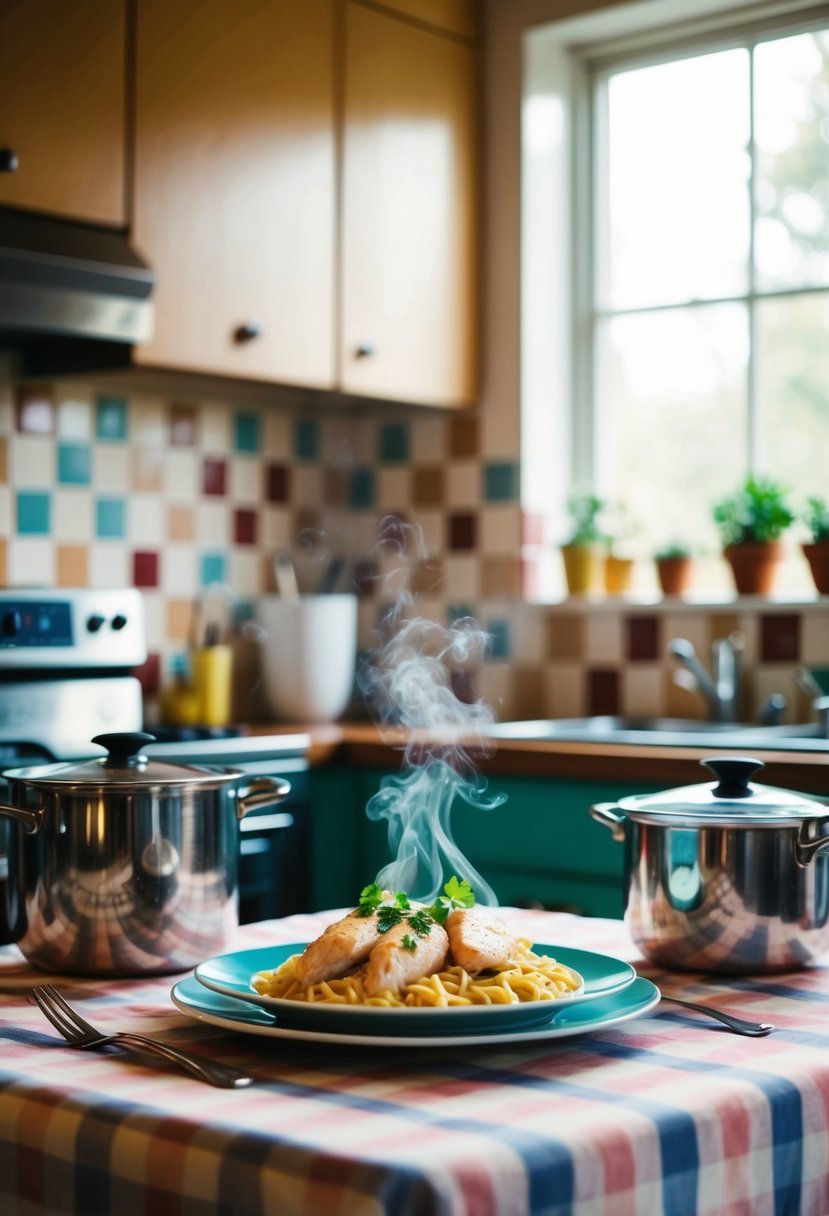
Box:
[353, 876, 476, 936]
[376, 905, 407, 933]
[401, 934, 418, 952]
[406, 909, 433, 937]
[425, 876, 476, 925]
[357, 883, 384, 917]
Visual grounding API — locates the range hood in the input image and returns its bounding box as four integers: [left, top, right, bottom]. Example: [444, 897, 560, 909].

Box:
[0, 207, 154, 371]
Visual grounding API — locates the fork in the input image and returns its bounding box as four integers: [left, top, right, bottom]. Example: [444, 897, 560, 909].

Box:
[30, 985, 253, 1088]
[659, 994, 774, 1037]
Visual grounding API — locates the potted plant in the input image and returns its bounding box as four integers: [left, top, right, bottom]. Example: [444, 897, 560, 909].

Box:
[802, 496, 829, 596]
[712, 475, 795, 595]
[603, 501, 638, 596]
[560, 493, 608, 596]
[654, 542, 693, 597]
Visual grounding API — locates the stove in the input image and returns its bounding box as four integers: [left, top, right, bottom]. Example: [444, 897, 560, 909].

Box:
[0, 588, 313, 937]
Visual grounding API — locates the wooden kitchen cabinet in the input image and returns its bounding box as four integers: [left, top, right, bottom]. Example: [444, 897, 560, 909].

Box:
[132, 0, 336, 388]
[0, 0, 126, 225]
[372, 0, 481, 40]
[340, 1, 480, 408]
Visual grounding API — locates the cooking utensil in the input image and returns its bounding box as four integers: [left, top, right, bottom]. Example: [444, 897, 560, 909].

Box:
[0, 732, 290, 976]
[272, 549, 300, 600]
[659, 995, 773, 1036]
[30, 984, 252, 1087]
[590, 756, 829, 973]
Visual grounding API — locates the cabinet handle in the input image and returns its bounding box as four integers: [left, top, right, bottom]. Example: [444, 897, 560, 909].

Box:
[354, 343, 375, 359]
[233, 322, 262, 343]
[0, 148, 19, 173]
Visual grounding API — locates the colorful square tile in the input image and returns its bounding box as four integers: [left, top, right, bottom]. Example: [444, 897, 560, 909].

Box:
[16, 490, 51, 534]
[266, 464, 291, 503]
[57, 398, 92, 440]
[234, 508, 258, 546]
[546, 613, 584, 659]
[323, 467, 349, 507]
[0, 436, 6, 482]
[200, 552, 227, 586]
[587, 668, 620, 715]
[483, 461, 519, 502]
[95, 497, 126, 539]
[234, 412, 261, 454]
[166, 599, 192, 642]
[448, 511, 477, 551]
[449, 416, 479, 458]
[133, 550, 159, 588]
[485, 619, 511, 660]
[626, 614, 660, 662]
[481, 555, 522, 597]
[135, 652, 161, 697]
[132, 447, 164, 492]
[16, 385, 54, 434]
[379, 422, 410, 463]
[349, 468, 375, 510]
[760, 614, 801, 662]
[295, 418, 320, 462]
[57, 442, 91, 485]
[413, 466, 445, 507]
[202, 458, 227, 497]
[170, 403, 198, 446]
[168, 504, 194, 542]
[56, 544, 88, 587]
[96, 395, 128, 441]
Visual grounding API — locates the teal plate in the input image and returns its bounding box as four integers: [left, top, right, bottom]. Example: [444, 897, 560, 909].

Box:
[173, 973, 659, 1047]
[193, 942, 636, 1036]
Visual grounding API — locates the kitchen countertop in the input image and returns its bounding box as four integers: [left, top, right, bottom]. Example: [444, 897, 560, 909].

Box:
[244, 721, 829, 795]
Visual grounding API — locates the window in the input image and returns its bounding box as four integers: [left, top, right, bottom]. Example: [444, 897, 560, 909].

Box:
[522, 2, 829, 599]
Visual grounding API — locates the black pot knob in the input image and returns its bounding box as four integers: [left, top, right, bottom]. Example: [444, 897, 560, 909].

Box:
[702, 755, 765, 798]
[92, 731, 157, 766]
[0, 148, 19, 173]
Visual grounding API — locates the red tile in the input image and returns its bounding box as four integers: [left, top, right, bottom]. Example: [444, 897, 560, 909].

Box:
[266, 463, 291, 503]
[202, 458, 227, 496]
[760, 614, 801, 662]
[448, 511, 477, 551]
[234, 508, 258, 546]
[133, 551, 159, 588]
[588, 668, 619, 715]
[626, 615, 660, 662]
[135, 652, 161, 697]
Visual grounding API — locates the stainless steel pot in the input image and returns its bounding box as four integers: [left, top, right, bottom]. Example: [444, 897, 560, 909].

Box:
[0, 732, 290, 976]
[590, 756, 829, 973]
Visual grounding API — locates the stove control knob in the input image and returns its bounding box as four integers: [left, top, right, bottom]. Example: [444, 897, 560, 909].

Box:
[2, 610, 21, 637]
[111, 614, 127, 631]
[86, 614, 105, 633]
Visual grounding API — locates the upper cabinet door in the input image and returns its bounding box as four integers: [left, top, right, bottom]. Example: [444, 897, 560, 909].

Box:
[340, 2, 479, 408]
[0, 0, 126, 225]
[133, 0, 336, 388]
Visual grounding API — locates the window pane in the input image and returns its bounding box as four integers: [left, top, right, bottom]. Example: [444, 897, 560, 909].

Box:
[756, 293, 829, 495]
[602, 50, 750, 310]
[597, 304, 748, 553]
[754, 31, 829, 291]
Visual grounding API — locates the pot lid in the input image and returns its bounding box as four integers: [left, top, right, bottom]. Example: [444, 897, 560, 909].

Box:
[5, 733, 242, 791]
[618, 757, 827, 827]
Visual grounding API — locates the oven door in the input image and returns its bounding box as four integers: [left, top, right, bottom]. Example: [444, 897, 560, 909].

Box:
[233, 758, 311, 924]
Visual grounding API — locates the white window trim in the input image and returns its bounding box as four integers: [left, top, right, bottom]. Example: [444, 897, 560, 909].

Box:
[520, 0, 829, 601]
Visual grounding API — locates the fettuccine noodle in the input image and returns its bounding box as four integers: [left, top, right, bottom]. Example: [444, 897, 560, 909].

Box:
[252, 939, 583, 1008]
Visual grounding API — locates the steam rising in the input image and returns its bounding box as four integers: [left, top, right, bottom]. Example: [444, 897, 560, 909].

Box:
[358, 518, 505, 906]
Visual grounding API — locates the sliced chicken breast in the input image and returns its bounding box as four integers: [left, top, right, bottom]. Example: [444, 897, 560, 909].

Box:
[446, 907, 517, 973]
[363, 920, 449, 996]
[294, 910, 381, 990]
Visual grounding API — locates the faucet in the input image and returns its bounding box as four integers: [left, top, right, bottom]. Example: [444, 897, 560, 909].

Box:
[668, 634, 744, 723]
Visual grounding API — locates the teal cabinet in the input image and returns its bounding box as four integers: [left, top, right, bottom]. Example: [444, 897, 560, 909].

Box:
[309, 764, 664, 917]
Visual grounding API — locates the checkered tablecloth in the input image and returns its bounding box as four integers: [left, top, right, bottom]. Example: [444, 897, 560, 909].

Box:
[1, 906, 828, 1216]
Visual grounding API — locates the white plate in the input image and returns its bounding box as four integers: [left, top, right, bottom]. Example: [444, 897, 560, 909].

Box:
[172, 973, 660, 1047]
[193, 942, 637, 1035]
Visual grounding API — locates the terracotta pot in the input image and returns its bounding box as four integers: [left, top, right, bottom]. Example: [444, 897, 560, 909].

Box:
[604, 555, 635, 595]
[656, 556, 693, 597]
[803, 542, 829, 596]
[561, 544, 605, 596]
[724, 541, 785, 596]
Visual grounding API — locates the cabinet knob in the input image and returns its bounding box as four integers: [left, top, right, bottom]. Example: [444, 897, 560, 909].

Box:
[0, 148, 19, 173]
[233, 322, 262, 343]
[354, 343, 375, 359]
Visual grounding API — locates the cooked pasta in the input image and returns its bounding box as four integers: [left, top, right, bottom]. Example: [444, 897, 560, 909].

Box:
[252, 939, 583, 1008]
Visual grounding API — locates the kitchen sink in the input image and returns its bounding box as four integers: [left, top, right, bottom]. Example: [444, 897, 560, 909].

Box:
[484, 716, 828, 749]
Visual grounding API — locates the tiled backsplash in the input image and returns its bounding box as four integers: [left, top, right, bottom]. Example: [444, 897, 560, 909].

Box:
[2, 371, 827, 726]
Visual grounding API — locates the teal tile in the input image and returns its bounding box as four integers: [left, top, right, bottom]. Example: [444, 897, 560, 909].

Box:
[483, 461, 519, 502]
[294, 418, 320, 462]
[379, 422, 410, 463]
[234, 412, 261, 454]
[232, 598, 256, 625]
[447, 603, 476, 625]
[200, 552, 227, 587]
[57, 442, 91, 485]
[485, 619, 511, 660]
[16, 490, 51, 535]
[96, 395, 128, 442]
[349, 468, 375, 510]
[96, 496, 126, 539]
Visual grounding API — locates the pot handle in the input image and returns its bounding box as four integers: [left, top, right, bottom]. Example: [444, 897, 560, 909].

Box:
[236, 776, 291, 821]
[0, 803, 45, 834]
[589, 802, 626, 843]
[795, 817, 829, 867]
